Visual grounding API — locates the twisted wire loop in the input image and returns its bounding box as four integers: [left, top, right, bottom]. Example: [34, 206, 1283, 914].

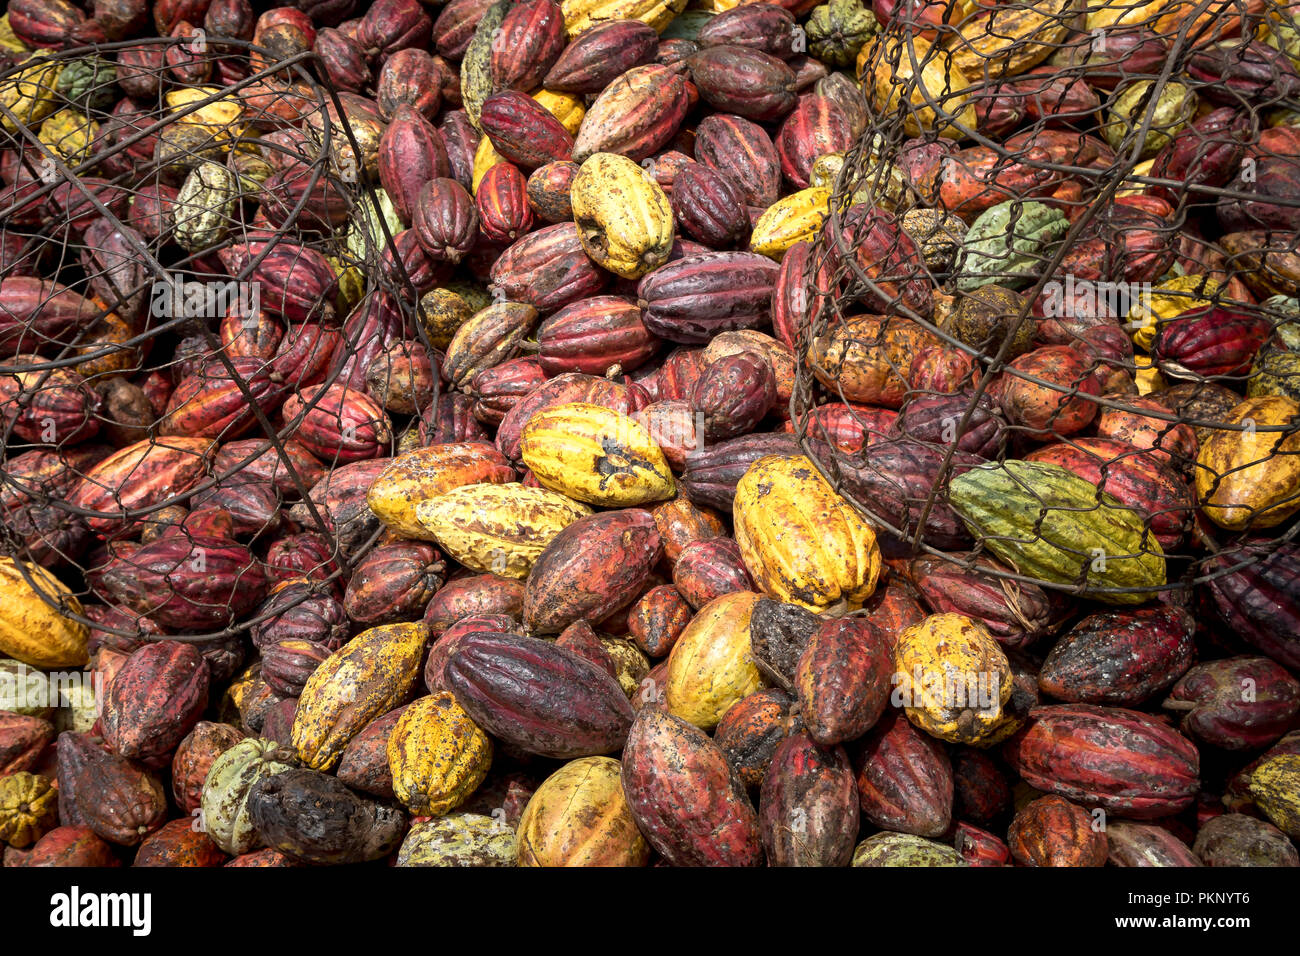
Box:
[792, 0, 1300, 598]
[0, 37, 433, 646]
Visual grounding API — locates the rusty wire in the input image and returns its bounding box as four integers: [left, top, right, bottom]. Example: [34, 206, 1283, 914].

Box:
[0, 37, 433, 647]
[793, 0, 1300, 597]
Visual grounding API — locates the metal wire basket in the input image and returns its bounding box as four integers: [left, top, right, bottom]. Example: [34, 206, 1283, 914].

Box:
[0, 36, 431, 653]
[791, 0, 1300, 600]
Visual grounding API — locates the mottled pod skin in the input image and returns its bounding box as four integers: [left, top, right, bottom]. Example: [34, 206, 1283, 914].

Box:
[387, 693, 493, 817]
[516, 756, 650, 866]
[620, 707, 763, 867]
[795, 617, 892, 746]
[759, 732, 858, 867]
[853, 710, 953, 838]
[1008, 794, 1108, 867]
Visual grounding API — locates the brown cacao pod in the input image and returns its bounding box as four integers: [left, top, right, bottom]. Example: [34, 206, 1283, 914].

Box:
[490, 222, 608, 312]
[171, 721, 243, 814]
[689, 46, 798, 121]
[1008, 794, 1107, 867]
[343, 542, 445, 627]
[759, 731, 858, 867]
[445, 630, 634, 758]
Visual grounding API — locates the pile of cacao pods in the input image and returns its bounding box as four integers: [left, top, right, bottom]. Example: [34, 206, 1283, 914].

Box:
[1, 0, 1299, 869]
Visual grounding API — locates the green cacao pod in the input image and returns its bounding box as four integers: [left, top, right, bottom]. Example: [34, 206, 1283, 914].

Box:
[174, 161, 239, 253]
[55, 56, 117, 111]
[396, 813, 517, 866]
[948, 460, 1167, 604]
[1249, 299, 1300, 402]
[806, 0, 878, 68]
[851, 831, 966, 867]
[954, 200, 1069, 293]
[198, 738, 296, 856]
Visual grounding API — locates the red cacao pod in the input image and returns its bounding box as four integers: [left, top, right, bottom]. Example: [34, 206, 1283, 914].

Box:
[1038, 605, 1196, 707]
[1003, 704, 1201, 819]
[543, 19, 658, 93]
[1008, 794, 1107, 867]
[446, 630, 634, 757]
[759, 731, 858, 866]
[475, 162, 535, 245]
[795, 617, 893, 746]
[621, 706, 763, 866]
[537, 296, 659, 377]
[101, 641, 210, 765]
[854, 709, 953, 837]
[523, 509, 662, 635]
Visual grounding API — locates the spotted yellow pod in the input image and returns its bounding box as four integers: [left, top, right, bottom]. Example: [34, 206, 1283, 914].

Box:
[892, 612, 1013, 746]
[665, 590, 764, 730]
[366, 442, 516, 541]
[733, 455, 882, 613]
[517, 757, 650, 866]
[1126, 274, 1220, 351]
[1195, 395, 1300, 530]
[292, 622, 429, 771]
[520, 401, 675, 506]
[750, 187, 831, 260]
[534, 88, 586, 134]
[571, 152, 675, 279]
[419, 283, 492, 350]
[387, 693, 493, 817]
[0, 772, 57, 848]
[415, 482, 594, 578]
[0, 558, 89, 669]
[859, 34, 975, 139]
[0, 56, 62, 135]
[165, 87, 247, 140]
[1249, 752, 1300, 838]
[560, 0, 687, 39]
[38, 108, 98, 166]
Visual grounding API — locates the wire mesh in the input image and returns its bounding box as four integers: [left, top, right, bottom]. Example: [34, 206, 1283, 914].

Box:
[792, 0, 1300, 598]
[0, 36, 435, 653]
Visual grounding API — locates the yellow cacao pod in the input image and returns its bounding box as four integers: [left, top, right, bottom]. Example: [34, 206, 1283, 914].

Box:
[0, 558, 89, 669]
[1195, 395, 1300, 530]
[665, 590, 764, 729]
[946, 0, 1071, 79]
[0, 57, 62, 135]
[1125, 274, 1220, 351]
[38, 107, 98, 166]
[516, 756, 650, 866]
[387, 693, 494, 817]
[0, 15, 30, 53]
[0, 772, 57, 848]
[520, 401, 675, 506]
[472, 135, 506, 195]
[750, 187, 831, 260]
[892, 613, 1013, 745]
[165, 87, 246, 141]
[1249, 752, 1300, 838]
[733, 455, 882, 613]
[571, 152, 675, 279]
[560, 0, 688, 39]
[292, 622, 428, 771]
[534, 88, 586, 134]
[602, 637, 651, 700]
[859, 35, 975, 139]
[415, 482, 594, 578]
[366, 442, 516, 541]
[419, 284, 491, 350]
